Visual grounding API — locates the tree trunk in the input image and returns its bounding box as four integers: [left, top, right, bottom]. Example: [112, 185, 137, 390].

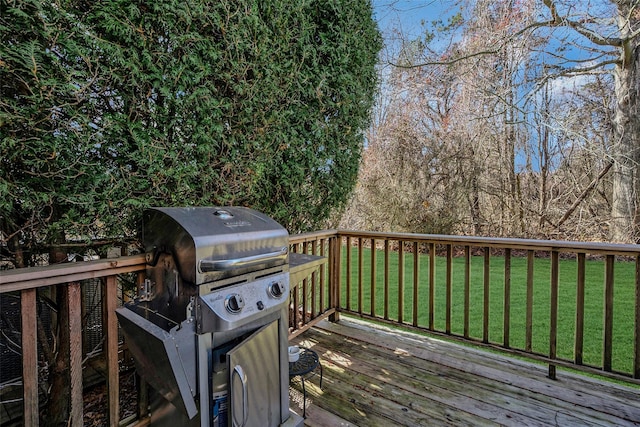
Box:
[611, 3, 640, 243]
[635, 45, 640, 240]
[44, 231, 71, 425]
[470, 174, 482, 235]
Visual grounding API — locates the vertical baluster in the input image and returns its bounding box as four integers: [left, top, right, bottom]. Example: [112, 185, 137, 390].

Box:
[483, 247, 490, 344]
[575, 253, 586, 366]
[549, 250, 559, 380]
[330, 235, 341, 322]
[504, 248, 511, 349]
[446, 245, 452, 334]
[384, 239, 390, 320]
[603, 255, 614, 372]
[413, 242, 419, 327]
[292, 282, 299, 330]
[371, 238, 376, 317]
[302, 242, 308, 326]
[136, 272, 149, 420]
[346, 236, 351, 312]
[398, 241, 404, 323]
[358, 237, 363, 316]
[428, 242, 435, 330]
[525, 250, 534, 352]
[319, 238, 326, 313]
[464, 246, 471, 338]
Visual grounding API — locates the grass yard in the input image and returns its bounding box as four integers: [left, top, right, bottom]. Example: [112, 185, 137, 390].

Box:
[339, 246, 637, 376]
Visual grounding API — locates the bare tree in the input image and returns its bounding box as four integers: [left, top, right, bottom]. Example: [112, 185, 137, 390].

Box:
[343, 0, 639, 242]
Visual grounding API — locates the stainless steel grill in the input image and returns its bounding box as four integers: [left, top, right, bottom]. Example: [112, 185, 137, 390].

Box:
[116, 207, 304, 427]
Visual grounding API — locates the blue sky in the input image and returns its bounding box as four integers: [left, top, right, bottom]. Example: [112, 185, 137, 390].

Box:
[368, 1, 619, 173]
[372, 0, 458, 39]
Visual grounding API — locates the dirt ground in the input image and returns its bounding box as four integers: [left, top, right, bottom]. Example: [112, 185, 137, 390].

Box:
[83, 370, 138, 426]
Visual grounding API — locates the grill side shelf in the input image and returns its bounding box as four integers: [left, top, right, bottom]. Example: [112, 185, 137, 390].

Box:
[289, 253, 327, 285]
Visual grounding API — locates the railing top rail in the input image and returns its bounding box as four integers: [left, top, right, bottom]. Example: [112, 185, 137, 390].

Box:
[0, 254, 148, 293]
[0, 233, 339, 294]
[289, 229, 338, 244]
[336, 230, 640, 256]
[3, 230, 638, 293]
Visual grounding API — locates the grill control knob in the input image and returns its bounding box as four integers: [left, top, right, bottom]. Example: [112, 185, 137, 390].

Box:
[268, 281, 285, 298]
[225, 294, 245, 314]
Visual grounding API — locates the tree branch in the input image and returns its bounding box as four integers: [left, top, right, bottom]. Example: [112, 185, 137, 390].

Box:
[556, 160, 614, 228]
[543, 0, 623, 47]
[389, 48, 501, 68]
[391, 2, 627, 71]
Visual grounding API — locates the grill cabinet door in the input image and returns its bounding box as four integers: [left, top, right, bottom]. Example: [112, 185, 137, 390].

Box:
[227, 320, 281, 427]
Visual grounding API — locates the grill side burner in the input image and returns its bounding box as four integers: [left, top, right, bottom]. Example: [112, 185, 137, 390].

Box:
[116, 207, 304, 427]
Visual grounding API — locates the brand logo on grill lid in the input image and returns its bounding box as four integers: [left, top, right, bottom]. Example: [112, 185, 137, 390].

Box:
[223, 220, 252, 228]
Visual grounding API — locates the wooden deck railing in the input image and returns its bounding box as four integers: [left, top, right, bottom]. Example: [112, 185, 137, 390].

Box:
[288, 231, 341, 338]
[335, 231, 640, 384]
[0, 234, 336, 426]
[0, 255, 148, 427]
[1, 230, 638, 426]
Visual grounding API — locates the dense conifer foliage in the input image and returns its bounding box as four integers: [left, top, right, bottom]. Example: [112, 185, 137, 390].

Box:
[1, 0, 381, 263]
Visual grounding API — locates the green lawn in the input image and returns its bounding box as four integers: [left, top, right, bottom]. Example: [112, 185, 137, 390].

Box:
[339, 246, 637, 375]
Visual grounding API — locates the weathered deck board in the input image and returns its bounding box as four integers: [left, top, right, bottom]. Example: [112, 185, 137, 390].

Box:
[289, 317, 640, 427]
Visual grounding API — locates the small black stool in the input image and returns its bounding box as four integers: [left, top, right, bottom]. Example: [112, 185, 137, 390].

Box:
[289, 347, 323, 418]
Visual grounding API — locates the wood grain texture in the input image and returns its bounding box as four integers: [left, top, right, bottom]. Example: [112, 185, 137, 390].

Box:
[68, 282, 83, 427]
[290, 317, 640, 427]
[21, 289, 38, 427]
[104, 276, 119, 426]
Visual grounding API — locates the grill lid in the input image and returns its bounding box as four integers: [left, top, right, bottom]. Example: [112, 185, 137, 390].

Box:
[143, 207, 289, 284]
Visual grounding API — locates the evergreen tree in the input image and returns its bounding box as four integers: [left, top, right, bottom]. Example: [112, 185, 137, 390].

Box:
[1, 0, 382, 265]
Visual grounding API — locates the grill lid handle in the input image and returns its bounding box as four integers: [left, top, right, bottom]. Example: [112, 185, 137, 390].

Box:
[198, 247, 288, 272]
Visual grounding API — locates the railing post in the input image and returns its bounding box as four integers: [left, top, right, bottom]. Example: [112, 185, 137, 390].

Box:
[68, 282, 84, 427]
[412, 242, 419, 328]
[329, 235, 341, 322]
[398, 240, 404, 323]
[21, 288, 39, 427]
[104, 275, 119, 426]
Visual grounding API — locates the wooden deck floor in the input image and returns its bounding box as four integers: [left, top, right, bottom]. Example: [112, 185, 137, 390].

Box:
[288, 317, 640, 427]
